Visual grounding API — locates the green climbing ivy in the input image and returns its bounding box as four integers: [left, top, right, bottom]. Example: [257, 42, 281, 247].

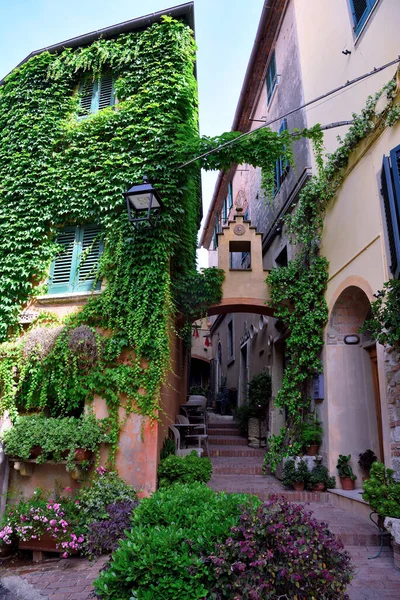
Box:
[263, 77, 400, 471]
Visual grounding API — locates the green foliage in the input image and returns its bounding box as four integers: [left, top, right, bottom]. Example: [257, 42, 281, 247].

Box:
[308, 465, 336, 490]
[362, 462, 400, 518]
[263, 426, 303, 474]
[362, 279, 400, 348]
[1, 414, 110, 467]
[157, 452, 212, 488]
[159, 436, 176, 460]
[300, 412, 323, 447]
[336, 454, 357, 481]
[77, 469, 137, 522]
[264, 77, 400, 473]
[93, 483, 259, 600]
[248, 371, 272, 412]
[282, 458, 310, 487]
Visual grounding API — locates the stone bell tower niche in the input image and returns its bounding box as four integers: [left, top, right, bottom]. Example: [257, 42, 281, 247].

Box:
[216, 207, 271, 314]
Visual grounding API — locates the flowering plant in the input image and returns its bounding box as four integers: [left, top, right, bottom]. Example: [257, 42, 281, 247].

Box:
[0, 489, 85, 557]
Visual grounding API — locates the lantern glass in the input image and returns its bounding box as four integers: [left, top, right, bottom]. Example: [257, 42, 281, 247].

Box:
[123, 177, 164, 228]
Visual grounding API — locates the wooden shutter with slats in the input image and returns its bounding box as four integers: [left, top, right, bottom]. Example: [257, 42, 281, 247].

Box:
[381, 154, 400, 278]
[47, 225, 103, 295]
[78, 73, 114, 116]
[76, 224, 103, 291]
[98, 74, 114, 110]
[79, 80, 95, 115]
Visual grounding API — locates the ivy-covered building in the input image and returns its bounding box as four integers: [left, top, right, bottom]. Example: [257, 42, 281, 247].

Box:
[0, 3, 203, 496]
[201, 0, 400, 484]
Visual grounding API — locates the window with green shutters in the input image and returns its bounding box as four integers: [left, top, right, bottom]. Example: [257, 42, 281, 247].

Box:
[274, 119, 289, 195]
[78, 72, 115, 116]
[381, 144, 400, 279]
[266, 51, 277, 104]
[47, 224, 103, 294]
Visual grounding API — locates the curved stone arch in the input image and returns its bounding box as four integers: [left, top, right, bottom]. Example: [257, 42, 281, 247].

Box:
[328, 275, 374, 314]
[327, 284, 371, 345]
[190, 354, 210, 364]
[206, 298, 274, 319]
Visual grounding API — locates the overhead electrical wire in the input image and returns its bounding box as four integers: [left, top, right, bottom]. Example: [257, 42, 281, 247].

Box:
[179, 56, 400, 169]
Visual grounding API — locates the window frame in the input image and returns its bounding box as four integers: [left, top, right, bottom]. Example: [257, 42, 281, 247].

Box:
[47, 224, 103, 295]
[266, 51, 278, 105]
[349, 0, 378, 36]
[274, 119, 289, 196]
[78, 72, 115, 117]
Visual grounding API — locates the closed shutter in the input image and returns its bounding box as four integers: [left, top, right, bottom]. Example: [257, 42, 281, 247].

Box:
[266, 52, 277, 102]
[47, 225, 103, 295]
[98, 74, 114, 110]
[350, 0, 377, 34]
[381, 155, 400, 278]
[79, 80, 95, 115]
[48, 227, 78, 294]
[76, 224, 103, 291]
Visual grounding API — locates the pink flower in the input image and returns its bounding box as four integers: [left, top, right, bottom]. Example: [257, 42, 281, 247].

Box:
[77, 536, 84, 543]
[62, 552, 68, 558]
[64, 487, 72, 492]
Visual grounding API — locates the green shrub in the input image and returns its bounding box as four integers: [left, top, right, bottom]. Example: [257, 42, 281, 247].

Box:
[308, 464, 336, 490]
[160, 436, 176, 460]
[157, 452, 212, 488]
[362, 461, 400, 517]
[282, 458, 309, 487]
[94, 483, 259, 600]
[77, 468, 137, 522]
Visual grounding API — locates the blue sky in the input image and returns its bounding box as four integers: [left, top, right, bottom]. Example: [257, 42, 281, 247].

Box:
[0, 0, 265, 265]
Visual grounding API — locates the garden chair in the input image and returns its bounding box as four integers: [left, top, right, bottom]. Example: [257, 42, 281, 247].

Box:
[175, 415, 209, 456]
[169, 425, 203, 457]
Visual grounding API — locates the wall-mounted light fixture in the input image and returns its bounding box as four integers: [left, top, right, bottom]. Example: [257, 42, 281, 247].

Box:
[344, 334, 360, 345]
[342, 49, 351, 55]
[123, 176, 164, 229]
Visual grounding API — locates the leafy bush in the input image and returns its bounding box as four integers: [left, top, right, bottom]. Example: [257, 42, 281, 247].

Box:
[205, 496, 353, 599]
[234, 404, 253, 435]
[160, 436, 176, 460]
[282, 458, 309, 487]
[308, 464, 336, 490]
[248, 371, 272, 412]
[0, 489, 85, 557]
[157, 452, 212, 488]
[94, 483, 259, 600]
[336, 454, 357, 480]
[358, 449, 377, 472]
[1, 414, 110, 467]
[301, 412, 323, 447]
[85, 499, 138, 558]
[77, 469, 137, 522]
[362, 461, 400, 517]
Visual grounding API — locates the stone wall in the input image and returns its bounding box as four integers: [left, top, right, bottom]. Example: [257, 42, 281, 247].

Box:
[385, 346, 400, 478]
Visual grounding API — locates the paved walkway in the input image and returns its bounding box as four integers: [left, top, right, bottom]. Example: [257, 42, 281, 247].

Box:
[0, 416, 399, 599]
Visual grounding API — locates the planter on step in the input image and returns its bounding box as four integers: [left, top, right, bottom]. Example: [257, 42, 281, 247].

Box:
[312, 482, 325, 492]
[247, 417, 266, 448]
[292, 481, 305, 492]
[306, 444, 319, 457]
[384, 517, 400, 570]
[19, 532, 79, 555]
[340, 476, 355, 491]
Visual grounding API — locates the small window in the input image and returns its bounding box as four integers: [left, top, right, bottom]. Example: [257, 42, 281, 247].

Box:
[229, 240, 251, 270]
[228, 182, 233, 210]
[275, 246, 288, 268]
[222, 197, 228, 223]
[380, 144, 400, 278]
[227, 319, 234, 362]
[48, 224, 103, 294]
[266, 51, 278, 104]
[274, 119, 289, 195]
[78, 73, 115, 116]
[349, 0, 378, 35]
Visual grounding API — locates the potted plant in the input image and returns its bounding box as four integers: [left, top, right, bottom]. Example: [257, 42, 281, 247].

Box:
[282, 458, 309, 491]
[358, 449, 377, 480]
[301, 413, 323, 456]
[237, 372, 271, 447]
[362, 462, 400, 569]
[308, 464, 336, 492]
[336, 454, 357, 490]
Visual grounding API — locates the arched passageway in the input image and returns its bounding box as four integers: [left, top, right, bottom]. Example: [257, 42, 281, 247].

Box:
[323, 285, 383, 480]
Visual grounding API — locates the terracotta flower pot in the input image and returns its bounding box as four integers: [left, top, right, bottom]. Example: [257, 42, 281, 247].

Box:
[312, 482, 325, 492]
[306, 444, 319, 456]
[30, 446, 42, 459]
[19, 532, 79, 555]
[340, 476, 355, 491]
[74, 448, 92, 462]
[293, 481, 305, 492]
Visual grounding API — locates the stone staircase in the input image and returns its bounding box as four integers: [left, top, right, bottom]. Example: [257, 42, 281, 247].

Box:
[206, 418, 385, 547]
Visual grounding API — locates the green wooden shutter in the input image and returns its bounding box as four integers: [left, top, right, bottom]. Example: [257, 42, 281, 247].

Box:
[48, 227, 78, 294]
[266, 51, 277, 102]
[76, 224, 103, 291]
[98, 74, 114, 110]
[78, 80, 95, 116]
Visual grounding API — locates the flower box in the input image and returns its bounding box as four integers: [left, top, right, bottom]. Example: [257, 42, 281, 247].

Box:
[19, 532, 79, 555]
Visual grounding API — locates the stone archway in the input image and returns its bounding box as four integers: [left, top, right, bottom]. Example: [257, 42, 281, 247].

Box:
[323, 285, 383, 482]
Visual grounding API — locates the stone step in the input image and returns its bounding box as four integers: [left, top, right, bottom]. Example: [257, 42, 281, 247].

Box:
[209, 446, 265, 457]
[208, 422, 238, 429]
[208, 428, 242, 437]
[209, 436, 248, 446]
[213, 464, 264, 475]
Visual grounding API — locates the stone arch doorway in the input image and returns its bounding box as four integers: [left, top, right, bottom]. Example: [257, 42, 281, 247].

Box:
[324, 285, 383, 481]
